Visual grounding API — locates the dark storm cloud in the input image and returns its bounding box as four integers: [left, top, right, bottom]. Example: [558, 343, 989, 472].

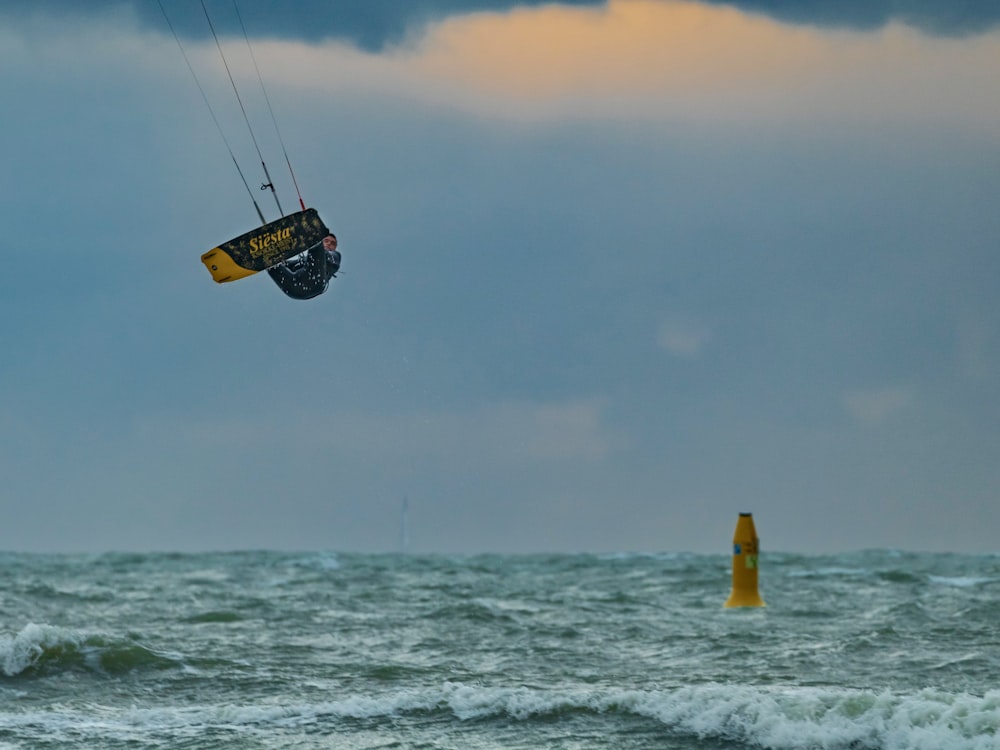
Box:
[0, 0, 602, 51]
[2, 0, 997, 51]
[707, 0, 1000, 36]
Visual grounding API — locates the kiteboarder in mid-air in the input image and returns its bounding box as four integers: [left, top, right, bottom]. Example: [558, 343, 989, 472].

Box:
[160, 0, 344, 300]
[267, 233, 341, 300]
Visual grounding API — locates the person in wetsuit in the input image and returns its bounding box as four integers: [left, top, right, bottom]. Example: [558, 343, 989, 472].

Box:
[267, 233, 340, 300]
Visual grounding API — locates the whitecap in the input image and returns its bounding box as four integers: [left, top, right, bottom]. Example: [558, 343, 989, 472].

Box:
[929, 575, 995, 588]
[0, 623, 82, 677]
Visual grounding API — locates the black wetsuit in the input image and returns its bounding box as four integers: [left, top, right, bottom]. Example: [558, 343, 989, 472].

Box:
[267, 243, 340, 300]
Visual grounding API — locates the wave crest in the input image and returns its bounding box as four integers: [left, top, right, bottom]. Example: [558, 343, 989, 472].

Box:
[1, 623, 180, 678]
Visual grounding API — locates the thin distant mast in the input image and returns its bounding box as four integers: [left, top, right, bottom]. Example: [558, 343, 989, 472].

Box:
[399, 497, 410, 554]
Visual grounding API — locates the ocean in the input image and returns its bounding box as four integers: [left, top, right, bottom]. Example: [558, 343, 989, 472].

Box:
[1, 550, 997, 749]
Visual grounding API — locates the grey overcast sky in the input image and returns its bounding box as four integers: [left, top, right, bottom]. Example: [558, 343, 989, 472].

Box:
[1, 0, 998, 554]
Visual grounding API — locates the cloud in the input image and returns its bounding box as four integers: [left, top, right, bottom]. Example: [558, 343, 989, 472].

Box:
[658, 318, 712, 358]
[7, 1, 1000, 129]
[704, 0, 1000, 37]
[0, 0, 607, 51]
[5, 0, 998, 52]
[842, 386, 915, 424]
[142, 398, 628, 472]
[955, 315, 995, 380]
[212, 0, 1000, 130]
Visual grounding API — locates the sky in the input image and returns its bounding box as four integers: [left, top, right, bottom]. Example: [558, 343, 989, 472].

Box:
[1, 0, 998, 555]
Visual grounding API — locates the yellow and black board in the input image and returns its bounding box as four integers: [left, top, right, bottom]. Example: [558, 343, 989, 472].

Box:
[201, 208, 330, 283]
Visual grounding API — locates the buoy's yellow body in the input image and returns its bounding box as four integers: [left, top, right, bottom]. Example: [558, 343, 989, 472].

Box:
[724, 512, 765, 608]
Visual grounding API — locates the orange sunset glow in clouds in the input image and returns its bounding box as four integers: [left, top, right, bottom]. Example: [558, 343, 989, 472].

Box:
[240, 0, 1000, 128]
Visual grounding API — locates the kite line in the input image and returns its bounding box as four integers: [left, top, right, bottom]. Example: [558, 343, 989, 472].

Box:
[156, 0, 267, 223]
[231, 0, 307, 212]
[198, 0, 283, 217]
[156, 0, 308, 221]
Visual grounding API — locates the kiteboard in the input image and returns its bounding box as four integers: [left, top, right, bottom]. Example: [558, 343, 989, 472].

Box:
[201, 208, 331, 283]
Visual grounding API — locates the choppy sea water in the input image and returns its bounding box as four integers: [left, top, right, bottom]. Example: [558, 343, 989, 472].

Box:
[1, 550, 998, 749]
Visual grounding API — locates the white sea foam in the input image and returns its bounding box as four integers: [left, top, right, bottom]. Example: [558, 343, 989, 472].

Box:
[929, 575, 995, 588]
[622, 685, 1000, 750]
[436, 683, 1000, 750]
[0, 682, 997, 749]
[787, 567, 869, 578]
[435, 683, 1000, 750]
[597, 552, 696, 562]
[4, 683, 999, 748]
[471, 597, 541, 617]
[288, 552, 341, 571]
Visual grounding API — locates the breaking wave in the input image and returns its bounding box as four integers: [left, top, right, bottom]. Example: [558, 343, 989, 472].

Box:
[0, 623, 181, 678]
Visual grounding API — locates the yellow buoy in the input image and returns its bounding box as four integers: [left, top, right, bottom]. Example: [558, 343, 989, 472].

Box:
[724, 512, 766, 608]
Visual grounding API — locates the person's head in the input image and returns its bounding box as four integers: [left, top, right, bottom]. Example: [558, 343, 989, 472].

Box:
[323, 234, 338, 251]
